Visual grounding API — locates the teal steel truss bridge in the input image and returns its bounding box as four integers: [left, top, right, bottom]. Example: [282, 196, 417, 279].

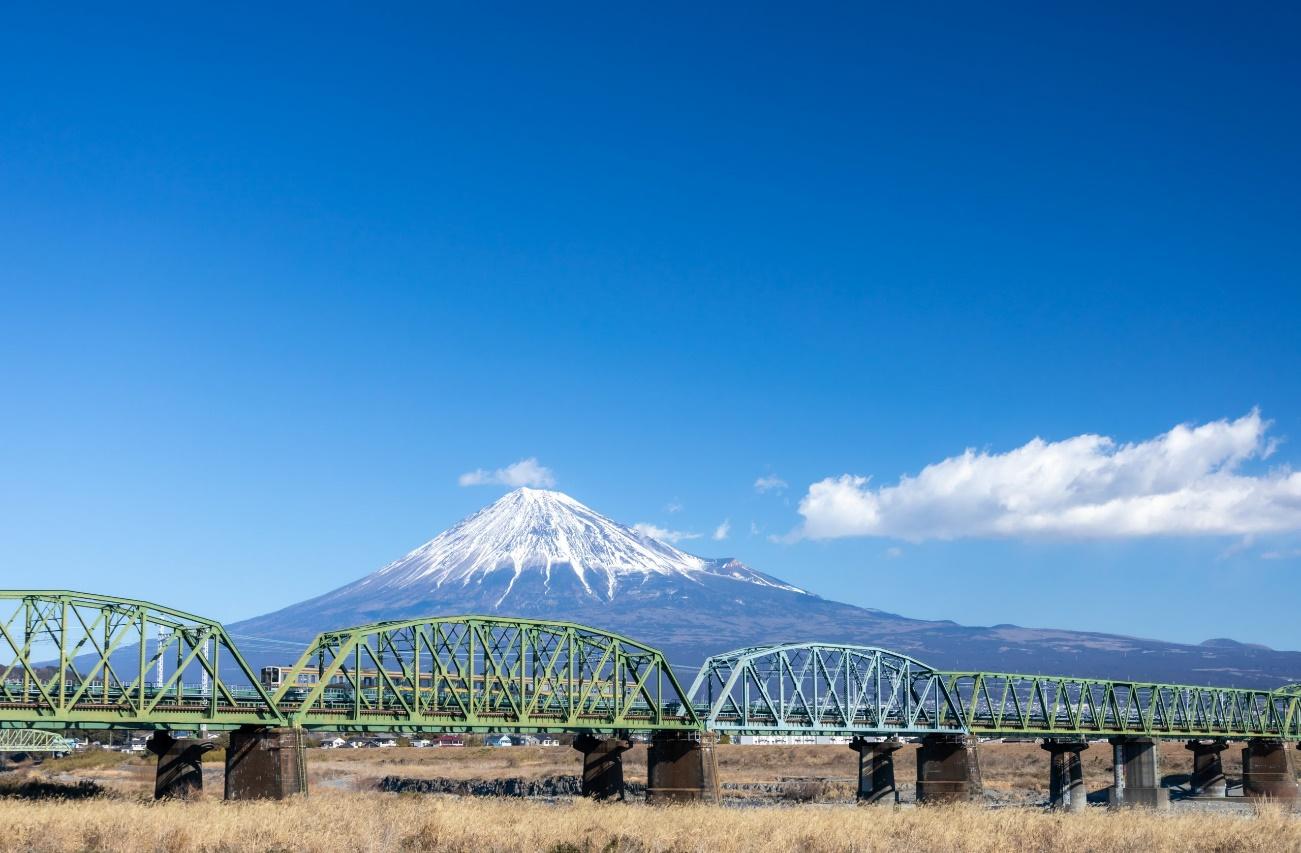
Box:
[686, 642, 1301, 740]
[686, 643, 966, 737]
[0, 591, 1298, 741]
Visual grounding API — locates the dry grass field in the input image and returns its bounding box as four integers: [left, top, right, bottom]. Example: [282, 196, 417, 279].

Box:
[0, 793, 1298, 853]
[2, 742, 1297, 852]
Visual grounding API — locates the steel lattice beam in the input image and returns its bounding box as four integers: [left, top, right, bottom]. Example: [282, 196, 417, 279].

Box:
[943, 672, 1301, 739]
[272, 615, 700, 733]
[689, 643, 1301, 741]
[0, 729, 73, 752]
[687, 643, 967, 737]
[0, 591, 282, 729]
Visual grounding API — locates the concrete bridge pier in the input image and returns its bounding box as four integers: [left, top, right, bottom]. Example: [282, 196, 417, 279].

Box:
[224, 726, 307, 800]
[1042, 739, 1088, 811]
[646, 731, 720, 804]
[145, 731, 215, 799]
[572, 734, 632, 800]
[1108, 736, 1168, 809]
[1242, 738, 1300, 803]
[849, 737, 903, 804]
[1185, 739, 1228, 798]
[915, 734, 982, 803]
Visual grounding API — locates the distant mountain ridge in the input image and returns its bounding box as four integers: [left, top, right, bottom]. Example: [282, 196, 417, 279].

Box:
[232, 488, 1301, 688]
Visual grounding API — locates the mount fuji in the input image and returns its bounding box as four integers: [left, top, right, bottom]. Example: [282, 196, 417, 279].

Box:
[231, 488, 1301, 687]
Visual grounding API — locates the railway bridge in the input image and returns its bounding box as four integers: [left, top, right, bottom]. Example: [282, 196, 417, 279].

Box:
[2, 590, 1298, 808]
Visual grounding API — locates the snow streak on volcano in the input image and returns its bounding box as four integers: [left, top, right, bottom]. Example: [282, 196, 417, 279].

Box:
[231, 488, 1301, 687]
[352, 487, 803, 605]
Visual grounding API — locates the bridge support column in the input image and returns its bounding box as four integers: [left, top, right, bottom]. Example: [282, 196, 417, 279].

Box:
[1242, 738, 1299, 803]
[647, 731, 719, 804]
[1185, 739, 1228, 798]
[1042, 739, 1088, 812]
[224, 726, 307, 800]
[1108, 736, 1167, 809]
[850, 737, 903, 804]
[915, 734, 982, 803]
[572, 734, 632, 800]
[146, 731, 215, 799]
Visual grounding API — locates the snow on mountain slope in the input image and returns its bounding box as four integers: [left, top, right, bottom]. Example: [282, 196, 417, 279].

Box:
[329, 488, 803, 607]
[228, 488, 1301, 688]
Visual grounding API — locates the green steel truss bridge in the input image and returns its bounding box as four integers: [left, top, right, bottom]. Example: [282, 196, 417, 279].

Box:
[0, 591, 281, 729]
[688, 642, 1301, 740]
[269, 615, 698, 733]
[1, 591, 1298, 741]
[0, 729, 74, 753]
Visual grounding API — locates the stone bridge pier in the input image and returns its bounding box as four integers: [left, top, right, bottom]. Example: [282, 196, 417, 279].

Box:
[145, 732, 215, 799]
[915, 734, 982, 803]
[849, 737, 903, 804]
[1042, 739, 1088, 811]
[1108, 736, 1168, 809]
[1242, 738, 1300, 803]
[1185, 739, 1228, 798]
[572, 734, 632, 800]
[646, 731, 720, 804]
[224, 726, 307, 800]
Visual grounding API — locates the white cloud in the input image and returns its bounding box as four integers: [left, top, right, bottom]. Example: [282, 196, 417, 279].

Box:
[1217, 535, 1255, 560]
[1261, 548, 1301, 560]
[665, 501, 683, 514]
[885, 546, 903, 558]
[754, 475, 788, 494]
[791, 410, 1301, 541]
[713, 520, 731, 541]
[750, 521, 761, 536]
[458, 457, 556, 488]
[633, 522, 702, 544]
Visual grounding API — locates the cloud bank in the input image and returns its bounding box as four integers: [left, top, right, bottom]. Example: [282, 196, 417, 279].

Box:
[458, 457, 556, 488]
[793, 410, 1301, 541]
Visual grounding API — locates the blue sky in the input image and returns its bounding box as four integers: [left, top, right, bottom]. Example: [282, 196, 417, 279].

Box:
[3, 4, 1299, 647]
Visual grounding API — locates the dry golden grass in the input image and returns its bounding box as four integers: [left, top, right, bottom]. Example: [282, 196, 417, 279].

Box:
[35, 750, 152, 773]
[0, 791, 1298, 853]
[7, 742, 1298, 851]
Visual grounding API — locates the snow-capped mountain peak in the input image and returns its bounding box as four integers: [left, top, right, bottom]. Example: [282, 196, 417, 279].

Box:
[348, 487, 802, 603]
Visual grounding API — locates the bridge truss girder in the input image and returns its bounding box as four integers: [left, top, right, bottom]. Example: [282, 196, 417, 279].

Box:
[0, 591, 282, 729]
[944, 672, 1301, 740]
[0, 729, 73, 752]
[687, 643, 967, 737]
[274, 615, 700, 733]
